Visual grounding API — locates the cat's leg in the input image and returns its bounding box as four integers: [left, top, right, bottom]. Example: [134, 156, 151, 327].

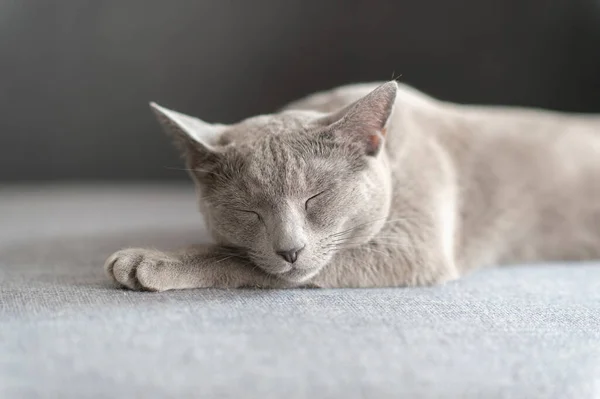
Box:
[311, 241, 460, 288]
[104, 246, 291, 291]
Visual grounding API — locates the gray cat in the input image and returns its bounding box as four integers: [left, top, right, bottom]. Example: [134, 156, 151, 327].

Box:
[105, 81, 600, 291]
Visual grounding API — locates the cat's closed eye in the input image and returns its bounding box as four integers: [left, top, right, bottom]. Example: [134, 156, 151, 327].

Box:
[305, 190, 327, 210]
[234, 209, 262, 222]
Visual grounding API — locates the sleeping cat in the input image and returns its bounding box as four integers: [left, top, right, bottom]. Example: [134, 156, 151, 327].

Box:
[105, 81, 600, 291]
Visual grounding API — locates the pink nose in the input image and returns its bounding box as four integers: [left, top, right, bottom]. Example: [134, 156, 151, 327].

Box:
[276, 246, 304, 264]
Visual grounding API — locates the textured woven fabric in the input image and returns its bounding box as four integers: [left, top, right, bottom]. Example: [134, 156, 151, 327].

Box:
[1, 185, 599, 399]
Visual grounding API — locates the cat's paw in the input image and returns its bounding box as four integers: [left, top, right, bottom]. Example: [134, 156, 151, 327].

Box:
[104, 248, 179, 292]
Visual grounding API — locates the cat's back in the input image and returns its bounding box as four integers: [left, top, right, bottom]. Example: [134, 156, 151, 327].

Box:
[285, 81, 600, 136]
[283, 82, 437, 113]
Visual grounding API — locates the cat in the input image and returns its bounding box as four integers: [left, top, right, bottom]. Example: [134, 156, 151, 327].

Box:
[105, 81, 600, 291]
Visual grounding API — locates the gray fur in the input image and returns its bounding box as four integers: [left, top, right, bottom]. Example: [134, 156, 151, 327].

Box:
[105, 82, 600, 291]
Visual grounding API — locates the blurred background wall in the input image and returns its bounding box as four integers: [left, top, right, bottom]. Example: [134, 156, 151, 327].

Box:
[1, 0, 599, 181]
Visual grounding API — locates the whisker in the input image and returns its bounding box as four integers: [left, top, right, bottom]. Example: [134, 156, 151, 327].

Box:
[331, 217, 415, 240]
[330, 216, 391, 238]
[330, 233, 410, 243]
[213, 256, 234, 264]
[324, 239, 414, 252]
[330, 235, 409, 244]
[164, 166, 191, 171]
[164, 166, 222, 178]
[363, 247, 393, 258]
[211, 252, 246, 259]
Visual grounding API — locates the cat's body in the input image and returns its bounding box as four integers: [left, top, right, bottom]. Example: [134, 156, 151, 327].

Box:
[105, 82, 600, 291]
[289, 83, 600, 278]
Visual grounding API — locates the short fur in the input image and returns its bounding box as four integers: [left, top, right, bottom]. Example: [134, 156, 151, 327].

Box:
[105, 82, 600, 291]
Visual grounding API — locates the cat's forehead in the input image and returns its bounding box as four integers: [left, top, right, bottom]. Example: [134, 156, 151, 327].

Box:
[227, 137, 357, 202]
[211, 112, 365, 199]
[219, 112, 315, 145]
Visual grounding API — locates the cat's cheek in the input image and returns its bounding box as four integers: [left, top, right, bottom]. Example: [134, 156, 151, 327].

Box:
[216, 211, 263, 233]
[305, 211, 326, 227]
[306, 201, 340, 224]
[212, 220, 264, 248]
[236, 224, 265, 243]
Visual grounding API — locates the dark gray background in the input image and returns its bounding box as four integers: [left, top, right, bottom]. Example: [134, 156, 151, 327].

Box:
[1, 0, 599, 181]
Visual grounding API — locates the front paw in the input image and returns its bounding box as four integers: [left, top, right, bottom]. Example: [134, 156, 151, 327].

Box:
[104, 248, 179, 291]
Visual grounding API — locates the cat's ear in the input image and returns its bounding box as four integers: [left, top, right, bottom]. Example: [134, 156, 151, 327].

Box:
[149, 102, 223, 167]
[324, 81, 397, 156]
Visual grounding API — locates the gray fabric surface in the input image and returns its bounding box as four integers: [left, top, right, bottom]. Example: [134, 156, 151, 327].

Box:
[1, 184, 599, 399]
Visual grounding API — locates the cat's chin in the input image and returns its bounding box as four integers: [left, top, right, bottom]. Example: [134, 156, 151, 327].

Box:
[275, 266, 322, 284]
[259, 263, 322, 283]
[254, 256, 328, 283]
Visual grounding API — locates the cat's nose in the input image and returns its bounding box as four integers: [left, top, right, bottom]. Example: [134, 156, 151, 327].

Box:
[276, 246, 305, 264]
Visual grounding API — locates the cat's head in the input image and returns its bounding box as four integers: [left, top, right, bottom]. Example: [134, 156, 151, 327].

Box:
[151, 82, 397, 283]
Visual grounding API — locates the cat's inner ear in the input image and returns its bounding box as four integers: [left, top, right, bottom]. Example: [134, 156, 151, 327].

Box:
[324, 81, 398, 156]
[149, 102, 223, 167]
